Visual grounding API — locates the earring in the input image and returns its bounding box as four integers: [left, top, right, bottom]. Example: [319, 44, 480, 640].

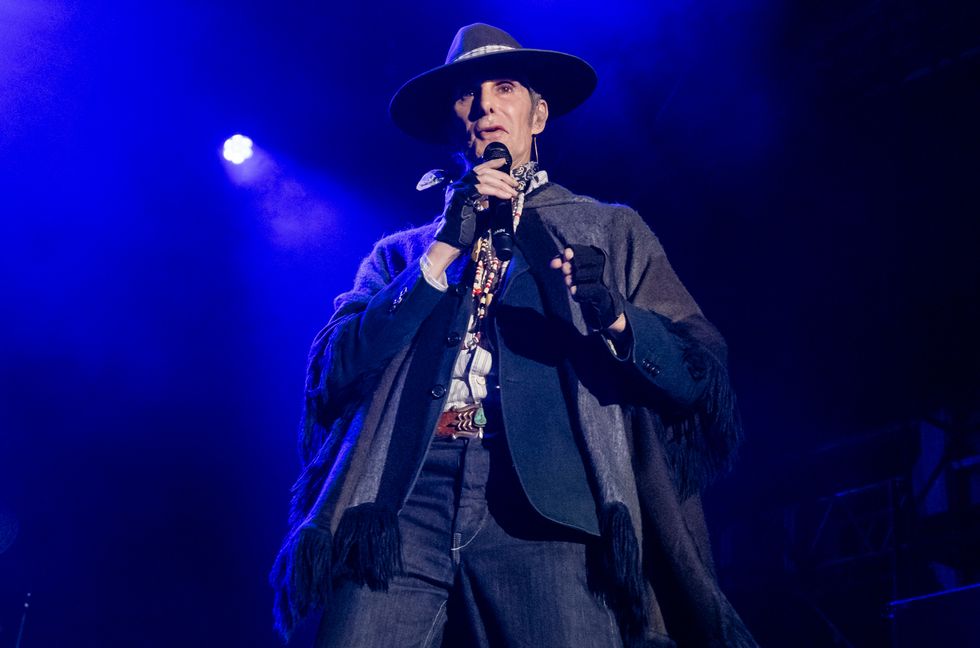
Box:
[532, 135, 539, 163]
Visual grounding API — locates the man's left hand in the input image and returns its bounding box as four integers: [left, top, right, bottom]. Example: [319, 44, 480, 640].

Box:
[550, 245, 627, 333]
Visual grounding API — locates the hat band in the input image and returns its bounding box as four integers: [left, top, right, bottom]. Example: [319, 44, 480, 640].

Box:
[452, 44, 516, 63]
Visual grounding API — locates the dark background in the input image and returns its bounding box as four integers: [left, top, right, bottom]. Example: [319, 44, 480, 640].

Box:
[1, 1, 978, 646]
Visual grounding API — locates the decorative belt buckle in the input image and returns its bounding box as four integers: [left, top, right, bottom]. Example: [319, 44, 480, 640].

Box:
[449, 403, 487, 440]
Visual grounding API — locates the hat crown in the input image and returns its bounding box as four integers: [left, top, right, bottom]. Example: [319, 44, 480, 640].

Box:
[445, 23, 522, 65]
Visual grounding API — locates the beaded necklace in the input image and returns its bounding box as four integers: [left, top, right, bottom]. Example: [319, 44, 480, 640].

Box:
[465, 163, 543, 349]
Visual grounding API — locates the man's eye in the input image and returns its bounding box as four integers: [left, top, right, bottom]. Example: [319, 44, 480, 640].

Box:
[497, 83, 514, 93]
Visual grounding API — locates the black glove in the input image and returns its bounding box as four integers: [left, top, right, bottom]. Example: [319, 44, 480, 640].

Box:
[434, 171, 485, 249]
[566, 244, 626, 331]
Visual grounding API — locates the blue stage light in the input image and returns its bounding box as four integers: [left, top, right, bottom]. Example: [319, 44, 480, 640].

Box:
[222, 134, 254, 164]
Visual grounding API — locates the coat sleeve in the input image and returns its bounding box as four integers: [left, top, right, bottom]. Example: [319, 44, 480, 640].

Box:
[300, 233, 445, 462]
[609, 207, 742, 495]
[600, 208, 715, 405]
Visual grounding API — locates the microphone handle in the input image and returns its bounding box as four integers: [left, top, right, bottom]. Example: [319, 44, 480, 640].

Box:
[479, 142, 514, 261]
[489, 199, 514, 261]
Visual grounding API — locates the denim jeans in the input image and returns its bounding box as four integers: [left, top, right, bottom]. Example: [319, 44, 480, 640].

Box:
[316, 434, 622, 648]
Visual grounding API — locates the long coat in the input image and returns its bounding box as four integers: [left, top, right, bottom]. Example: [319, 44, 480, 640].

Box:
[271, 181, 756, 647]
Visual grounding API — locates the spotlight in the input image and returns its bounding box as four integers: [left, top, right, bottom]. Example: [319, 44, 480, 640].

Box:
[223, 134, 254, 165]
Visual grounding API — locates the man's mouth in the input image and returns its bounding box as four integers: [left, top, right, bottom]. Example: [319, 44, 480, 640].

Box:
[477, 125, 507, 137]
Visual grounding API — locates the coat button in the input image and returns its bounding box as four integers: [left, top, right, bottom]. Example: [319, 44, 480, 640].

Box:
[641, 359, 661, 376]
[389, 286, 409, 313]
[430, 384, 447, 398]
[446, 333, 462, 346]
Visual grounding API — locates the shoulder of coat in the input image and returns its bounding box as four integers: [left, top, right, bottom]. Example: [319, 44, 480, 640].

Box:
[534, 183, 644, 227]
[372, 221, 439, 255]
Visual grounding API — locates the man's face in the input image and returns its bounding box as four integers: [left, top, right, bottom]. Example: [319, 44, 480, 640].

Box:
[452, 79, 548, 167]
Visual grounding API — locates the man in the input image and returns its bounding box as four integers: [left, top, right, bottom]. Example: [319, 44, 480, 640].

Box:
[271, 23, 756, 647]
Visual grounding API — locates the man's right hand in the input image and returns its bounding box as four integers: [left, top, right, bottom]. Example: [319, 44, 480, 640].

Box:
[434, 157, 518, 250]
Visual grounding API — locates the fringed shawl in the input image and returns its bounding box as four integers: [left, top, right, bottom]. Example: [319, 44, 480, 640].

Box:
[270, 182, 756, 647]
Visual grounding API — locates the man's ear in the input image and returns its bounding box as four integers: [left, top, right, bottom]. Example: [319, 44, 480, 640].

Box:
[531, 98, 549, 135]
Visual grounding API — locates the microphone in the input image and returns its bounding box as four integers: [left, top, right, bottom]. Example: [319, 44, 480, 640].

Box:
[482, 142, 514, 261]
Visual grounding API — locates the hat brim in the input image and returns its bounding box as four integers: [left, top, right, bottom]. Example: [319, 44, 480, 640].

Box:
[389, 48, 597, 145]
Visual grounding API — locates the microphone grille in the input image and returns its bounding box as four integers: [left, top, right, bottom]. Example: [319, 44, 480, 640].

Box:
[482, 142, 512, 172]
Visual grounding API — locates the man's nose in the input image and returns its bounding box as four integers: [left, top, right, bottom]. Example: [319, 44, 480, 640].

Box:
[468, 84, 495, 121]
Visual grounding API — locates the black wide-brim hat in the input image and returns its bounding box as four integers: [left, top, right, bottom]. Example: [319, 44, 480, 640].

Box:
[390, 23, 597, 144]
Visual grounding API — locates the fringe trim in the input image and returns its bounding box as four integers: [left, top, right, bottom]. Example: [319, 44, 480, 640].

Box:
[269, 503, 403, 641]
[332, 502, 402, 591]
[300, 391, 326, 466]
[661, 337, 743, 499]
[287, 443, 331, 530]
[598, 502, 647, 641]
[269, 521, 333, 642]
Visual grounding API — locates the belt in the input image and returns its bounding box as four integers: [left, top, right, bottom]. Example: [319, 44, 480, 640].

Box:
[434, 403, 489, 440]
